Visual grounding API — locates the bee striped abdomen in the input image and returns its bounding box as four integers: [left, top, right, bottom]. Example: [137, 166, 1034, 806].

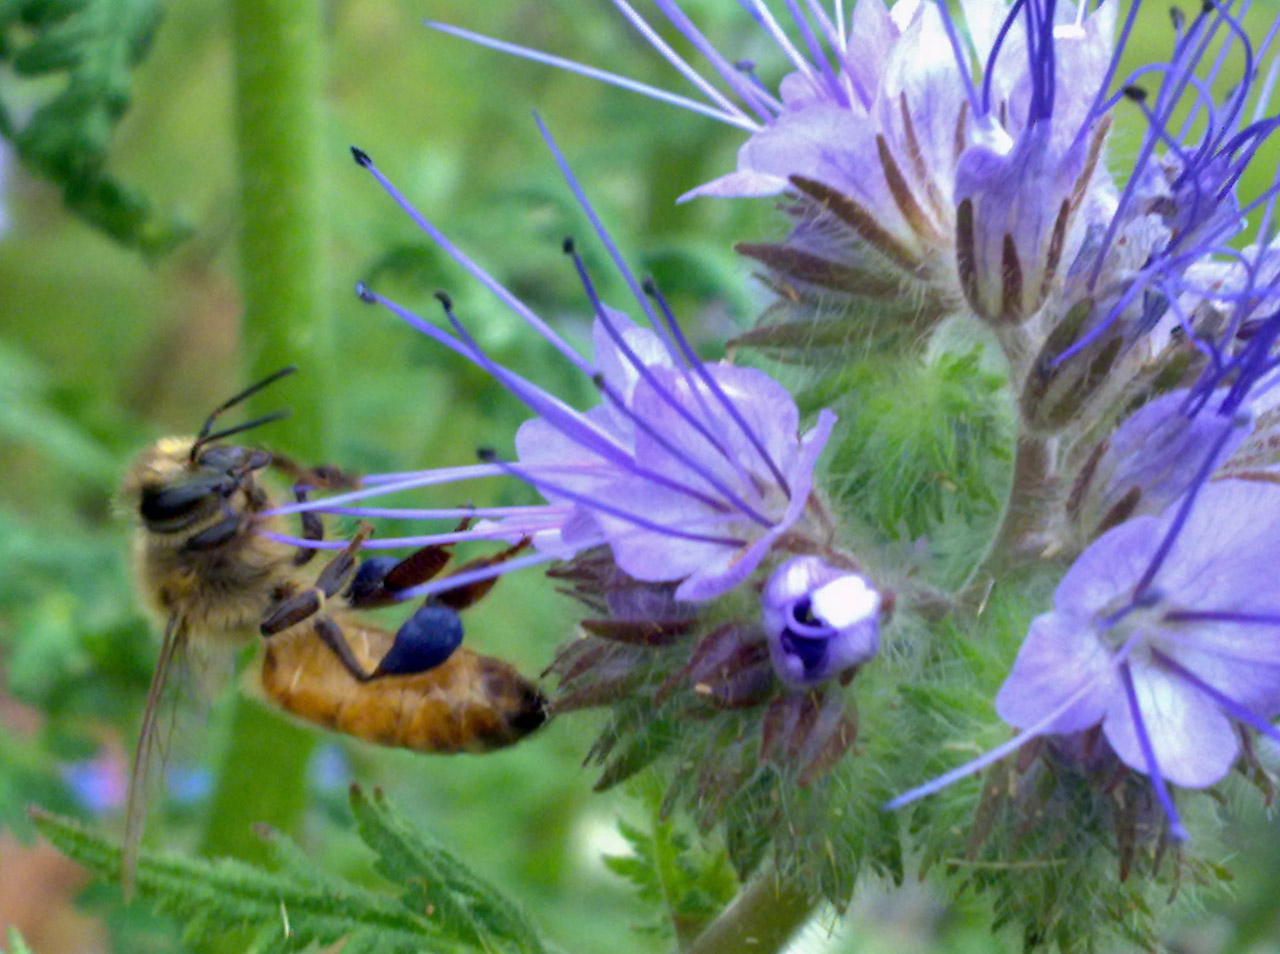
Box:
[258, 616, 547, 753]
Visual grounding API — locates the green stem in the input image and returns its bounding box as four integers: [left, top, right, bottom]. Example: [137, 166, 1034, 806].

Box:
[200, 0, 329, 873]
[643, 789, 700, 951]
[959, 433, 1055, 606]
[686, 872, 815, 954]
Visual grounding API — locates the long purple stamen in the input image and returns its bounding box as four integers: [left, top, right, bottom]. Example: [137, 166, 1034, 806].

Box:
[592, 373, 774, 527]
[281, 504, 567, 521]
[260, 522, 563, 551]
[1118, 662, 1189, 842]
[648, 0, 784, 120]
[265, 463, 507, 515]
[563, 238, 736, 466]
[422, 22, 760, 132]
[431, 291, 757, 513]
[350, 147, 596, 377]
[478, 450, 749, 549]
[644, 277, 794, 498]
[606, 0, 759, 121]
[748, 0, 823, 95]
[535, 115, 757, 485]
[360, 284, 634, 469]
[1152, 650, 1280, 749]
[1164, 609, 1280, 626]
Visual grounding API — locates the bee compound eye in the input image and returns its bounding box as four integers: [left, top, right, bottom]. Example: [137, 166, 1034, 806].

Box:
[139, 477, 228, 529]
[375, 606, 465, 676]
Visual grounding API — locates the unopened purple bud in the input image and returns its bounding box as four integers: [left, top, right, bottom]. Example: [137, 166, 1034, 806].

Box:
[762, 556, 881, 687]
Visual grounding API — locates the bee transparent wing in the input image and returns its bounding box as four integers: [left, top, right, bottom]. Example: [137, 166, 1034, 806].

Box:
[181, 629, 239, 702]
[122, 613, 185, 901]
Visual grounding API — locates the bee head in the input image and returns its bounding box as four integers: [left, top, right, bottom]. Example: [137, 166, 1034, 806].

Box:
[123, 367, 297, 535]
[126, 439, 272, 534]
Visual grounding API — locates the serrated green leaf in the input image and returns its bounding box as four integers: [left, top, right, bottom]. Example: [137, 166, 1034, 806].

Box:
[348, 785, 549, 954]
[30, 807, 472, 954]
[1, 0, 188, 255]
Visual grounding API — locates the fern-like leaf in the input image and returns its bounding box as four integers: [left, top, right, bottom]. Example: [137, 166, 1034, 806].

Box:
[0, 0, 189, 256]
[31, 784, 557, 954]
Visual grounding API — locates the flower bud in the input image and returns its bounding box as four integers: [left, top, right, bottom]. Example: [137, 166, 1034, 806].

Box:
[761, 556, 881, 687]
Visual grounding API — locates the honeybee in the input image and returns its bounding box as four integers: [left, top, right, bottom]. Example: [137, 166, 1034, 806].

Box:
[120, 367, 547, 893]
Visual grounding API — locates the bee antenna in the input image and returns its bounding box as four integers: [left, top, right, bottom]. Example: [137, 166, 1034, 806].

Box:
[195, 410, 293, 455]
[191, 366, 298, 461]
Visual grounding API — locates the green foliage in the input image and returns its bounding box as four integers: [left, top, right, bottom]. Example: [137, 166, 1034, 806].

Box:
[602, 779, 738, 945]
[32, 785, 557, 954]
[810, 338, 1014, 566]
[2, 928, 34, 954]
[0, 0, 188, 255]
[0, 341, 152, 840]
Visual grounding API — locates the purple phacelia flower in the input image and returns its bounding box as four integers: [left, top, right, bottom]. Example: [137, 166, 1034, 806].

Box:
[429, 0, 1124, 328]
[1040, 7, 1280, 387]
[270, 125, 842, 620]
[761, 555, 881, 686]
[893, 465, 1280, 839]
[995, 476, 1280, 835]
[1068, 386, 1254, 540]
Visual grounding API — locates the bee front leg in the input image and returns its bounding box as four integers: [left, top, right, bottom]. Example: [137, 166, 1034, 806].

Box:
[261, 522, 372, 646]
[268, 454, 360, 568]
[290, 487, 325, 567]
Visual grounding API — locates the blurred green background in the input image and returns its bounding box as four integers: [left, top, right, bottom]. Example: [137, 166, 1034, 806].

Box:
[3, 1, 1280, 952]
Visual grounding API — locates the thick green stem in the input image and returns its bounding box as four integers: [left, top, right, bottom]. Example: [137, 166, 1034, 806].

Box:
[199, 0, 329, 873]
[960, 433, 1055, 606]
[686, 873, 815, 954]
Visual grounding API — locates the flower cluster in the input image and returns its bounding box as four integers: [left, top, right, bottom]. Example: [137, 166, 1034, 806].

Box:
[268, 125, 889, 876]
[310, 0, 1280, 945]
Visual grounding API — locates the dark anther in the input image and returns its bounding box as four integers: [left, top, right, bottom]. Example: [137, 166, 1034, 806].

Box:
[477, 447, 497, 462]
[1201, 0, 1214, 13]
[355, 281, 376, 304]
[641, 277, 658, 296]
[1123, 85, 1148, 103]
[350, 146, 372, 167]
[562, 236, 576, 254]
[734, 59, 756, 72]
[434, 290, 454, 310]
[590, 372, 606, 390]
[1169, 6, 1185, 29]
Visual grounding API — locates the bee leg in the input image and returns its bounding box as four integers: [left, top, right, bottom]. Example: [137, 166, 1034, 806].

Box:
[312, 616, 377, 682]
[261, 524, 372, 637]
[290, 487, 325, 567]
[344, 516, 474, 609]
[183, 515, 243, 551]
[268, 453, 361, 492]
[372, 605, 464, 677]
[433, 537, 532, 611]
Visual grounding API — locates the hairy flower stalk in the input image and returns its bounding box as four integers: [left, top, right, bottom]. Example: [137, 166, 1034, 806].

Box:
[263, 129, 891, 902]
